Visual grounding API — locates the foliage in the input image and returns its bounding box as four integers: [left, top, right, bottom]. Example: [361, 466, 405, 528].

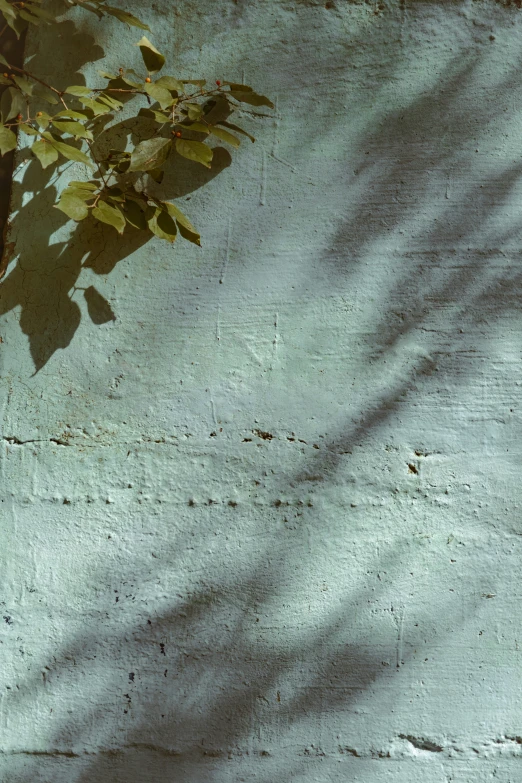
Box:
[0, 2, 273, 246]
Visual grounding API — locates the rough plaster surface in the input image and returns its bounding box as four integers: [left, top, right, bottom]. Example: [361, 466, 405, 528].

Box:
[1, 0, 522, 780]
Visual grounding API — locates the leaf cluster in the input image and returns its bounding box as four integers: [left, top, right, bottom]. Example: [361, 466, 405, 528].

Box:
[0, 7, 274, 245]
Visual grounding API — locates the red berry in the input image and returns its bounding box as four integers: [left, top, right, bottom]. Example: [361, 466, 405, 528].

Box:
[145, 77, 151, 83]
[215, 80, 221, 86]
[17, 113, 22, 120]
[175, 131, 182, 138]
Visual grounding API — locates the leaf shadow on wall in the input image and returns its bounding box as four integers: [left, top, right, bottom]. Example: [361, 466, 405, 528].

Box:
[31, 38, 522, 783]
[4, 5, 522, 783]
[0, 135, 232, 373]
[0, 17, 235, 373]
[2, 506, 487, 783]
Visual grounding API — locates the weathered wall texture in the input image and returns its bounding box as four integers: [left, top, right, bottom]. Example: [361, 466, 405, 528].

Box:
[1, 0, 522, 780]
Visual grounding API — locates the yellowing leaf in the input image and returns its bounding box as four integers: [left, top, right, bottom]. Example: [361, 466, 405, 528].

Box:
[148, 207, 177, 242]
[164, 202, 201, 246]
[135, 36, 165, 74]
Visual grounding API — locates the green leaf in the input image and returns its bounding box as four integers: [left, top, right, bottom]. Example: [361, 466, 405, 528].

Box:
[98, 70, 118, 80]
[62, 181, 100, 199]
[5, 13, 27, 38]
[145, 82, 173, 109]
[23, 5, 56, 21]
[164, 202, 200, 246]
[65, 85, 92, 97]
[0, 54, 9, 67]
[18, 8, 41, 24]
[104, 5, 150, 30]
[96, 93, 123, 110]
[136, 36, 165, 74]
[77, 97, 112, 115]
[128, 136, 171, 172]
[182, 79, 206, 87]
[11, 75, 33, 95]
[217, 119, 255, 143]
[73, 0, 103, 19]
[186, 103, 202, 121]
[123, 199, 148, 230]
[52, 120, 93, 140]
[32, 84, 59, 105]
[55, 193, 89, 221]
[207, 125, 240, 148]
[31, 139, 58, 168]
[105, 186, 125, 202]
[53, 109, 90, 121]
[155, 75, 183, 92]
[61, 186, 94, 202]
[1, 86, 25, 123]
[35, 111, 51, 129]
[68, 180, 98, 190]
[0, 0, 15, 18]
[148, 167, 164, 183]
[228, 90, 274, 109]
[148, 207, 177, 242]
[120, 76, 142, 88]
[138, 107, 171, 123]
[223, 82, 253, 92]
[50, 140, 93, 167]
[180, 121, 209, 134]
[19, 122, 37, 136]
[0, 125, 17, 156]
[92, 199, 125, 233]
[106, 75, 141, 91]
[175, 138, 212, 168]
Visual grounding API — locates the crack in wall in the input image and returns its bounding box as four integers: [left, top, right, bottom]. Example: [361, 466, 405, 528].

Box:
[3, 737, 522, 761]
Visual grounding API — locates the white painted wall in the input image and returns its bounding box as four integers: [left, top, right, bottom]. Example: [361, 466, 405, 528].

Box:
[1, 1, 522, 780]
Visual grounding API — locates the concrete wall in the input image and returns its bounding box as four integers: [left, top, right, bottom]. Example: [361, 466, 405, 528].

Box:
[1, 0, 522, 780]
